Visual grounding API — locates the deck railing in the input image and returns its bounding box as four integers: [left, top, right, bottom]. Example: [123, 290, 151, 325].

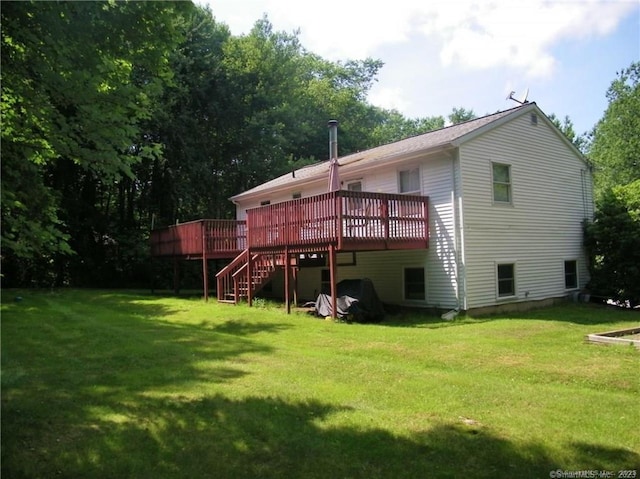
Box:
[246, 190, 428, 251]
[150, 219, 247, 258]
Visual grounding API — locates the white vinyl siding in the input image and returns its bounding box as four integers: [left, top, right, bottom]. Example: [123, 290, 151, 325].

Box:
[459, 111, 592, 309]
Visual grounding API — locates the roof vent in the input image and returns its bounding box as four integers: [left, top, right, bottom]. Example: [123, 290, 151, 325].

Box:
[531, 113, 538, 125]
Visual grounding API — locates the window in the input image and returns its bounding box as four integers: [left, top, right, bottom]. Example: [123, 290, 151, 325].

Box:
[404, 267, 425, 300]
[347, 181, 363, 210]
[497, 263, 515, 297]
[320, 269, 331, 294]
[347, 181, 362, 193]
[292, 192, 301, 199]
[260, 200, 271, 206]
[399, 168, 420, 194]
[564, 260, 578, 289]
[298, 253, 325, 268]
[492, 163, 511, 204]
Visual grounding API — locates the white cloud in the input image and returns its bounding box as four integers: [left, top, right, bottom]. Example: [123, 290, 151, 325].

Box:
[421, 0, 637, 78]
[202, 0, 636, 76]
[368, 87, 410, 112]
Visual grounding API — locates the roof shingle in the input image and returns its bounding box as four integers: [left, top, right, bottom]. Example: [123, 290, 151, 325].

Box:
[232, 103, 531, 201]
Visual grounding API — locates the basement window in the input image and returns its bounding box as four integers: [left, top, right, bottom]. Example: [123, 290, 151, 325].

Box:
[321, 269, 330, 294]
[564, 260, 578, 289]
[497, 263, 516, 298]
[404, 267, 425, 301]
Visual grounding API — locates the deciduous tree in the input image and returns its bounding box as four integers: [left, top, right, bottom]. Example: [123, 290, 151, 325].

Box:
[588, 62, 640, 196]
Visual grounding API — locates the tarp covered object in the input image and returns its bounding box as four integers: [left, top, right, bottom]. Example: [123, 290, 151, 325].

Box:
[315, 278, 385, 322]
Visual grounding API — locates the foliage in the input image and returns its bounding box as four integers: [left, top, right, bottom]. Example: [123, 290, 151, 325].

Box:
[584, 179, 640, 306]
[2, 290, 638, 478]
[369, 109, 445, 145]
[448, 107, 476, 125]
[547, 113, 588, 153]
[587, 62, 640, 196]
[1, 1, 185, 284]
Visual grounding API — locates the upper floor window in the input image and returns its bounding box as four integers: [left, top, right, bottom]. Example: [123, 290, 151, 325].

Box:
[399, 167, 420, 194]
[492, 162, 512, 204]
[347, 181, 363, 210]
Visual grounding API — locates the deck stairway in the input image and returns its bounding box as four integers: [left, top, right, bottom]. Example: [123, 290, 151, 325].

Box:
[216, 249, 296, 304]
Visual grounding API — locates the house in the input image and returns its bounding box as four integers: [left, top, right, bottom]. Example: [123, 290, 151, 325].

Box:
[150, 102, 594, 315]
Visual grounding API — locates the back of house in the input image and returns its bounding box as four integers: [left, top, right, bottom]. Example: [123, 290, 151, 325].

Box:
[229, 102, 594, 313]
[144, 102, 595, 312]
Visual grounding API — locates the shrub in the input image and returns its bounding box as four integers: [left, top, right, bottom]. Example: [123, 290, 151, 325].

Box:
[584, 179, 640, 306]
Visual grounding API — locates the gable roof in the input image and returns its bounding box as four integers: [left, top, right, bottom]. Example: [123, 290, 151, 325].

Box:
[231, 102, 539, 202]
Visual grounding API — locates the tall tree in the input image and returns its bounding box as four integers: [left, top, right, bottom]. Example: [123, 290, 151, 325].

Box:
[588, 61, 640, 196]
[1, 1, 185, 285]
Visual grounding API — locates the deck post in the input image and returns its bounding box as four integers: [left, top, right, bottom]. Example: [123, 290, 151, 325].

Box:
[424, 198, 429, 248]
[202, 221, 209, 301]
[292, 261, 298, 308]
[202, 256, 209, 301]
[173, 258, 180, 295]
[382, 198, 389, 241]
[247, 249, 252, 307]
[329, 244, 337, 319]
[284, 247, 290, 314]
[336, 192, 343, 251]
[150, 255, 155, 294]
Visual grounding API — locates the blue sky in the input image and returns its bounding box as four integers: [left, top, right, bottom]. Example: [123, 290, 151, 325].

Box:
[202, 0, 639, 137]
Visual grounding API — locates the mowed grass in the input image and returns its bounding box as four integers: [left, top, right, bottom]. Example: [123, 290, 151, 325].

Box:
[2, 290, 638, 478]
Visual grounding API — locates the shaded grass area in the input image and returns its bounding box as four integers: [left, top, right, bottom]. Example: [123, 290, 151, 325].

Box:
[2, 290, 639, 478]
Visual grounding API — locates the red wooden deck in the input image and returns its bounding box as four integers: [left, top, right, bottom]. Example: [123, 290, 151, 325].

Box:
[246, 190, 429, 253]
[150, 192, 429, 311]
[150, 191, 429, 259]
[150, 219, 247, 259]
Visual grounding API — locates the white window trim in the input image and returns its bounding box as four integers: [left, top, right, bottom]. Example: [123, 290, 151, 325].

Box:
[403, 266, 426, 302]
[564, 259, 579, 291]
[491, 161, 513, 206]
[495, 261, 517, 300]
[398, 165, 422, 195]
[346, 180, 364, 212]
[346, 179, 364, 191]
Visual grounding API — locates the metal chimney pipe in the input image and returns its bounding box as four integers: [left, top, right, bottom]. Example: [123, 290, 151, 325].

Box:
[328, 120, 338, 160]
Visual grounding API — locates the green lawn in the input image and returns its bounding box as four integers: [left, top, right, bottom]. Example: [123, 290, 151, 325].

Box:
[2, 290, 638, 478]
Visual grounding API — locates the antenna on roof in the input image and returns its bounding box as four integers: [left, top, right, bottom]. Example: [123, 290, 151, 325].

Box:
[507, 88, 529, 105]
